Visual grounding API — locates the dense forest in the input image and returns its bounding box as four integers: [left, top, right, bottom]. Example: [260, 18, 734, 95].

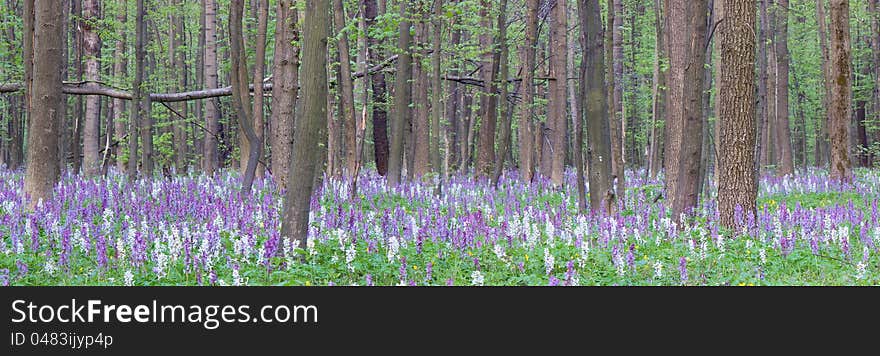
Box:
[1, 0, 879, 286]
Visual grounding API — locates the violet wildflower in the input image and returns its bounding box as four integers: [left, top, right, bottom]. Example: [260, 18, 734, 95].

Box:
[548, 276, 560, 286]
[446, 278, 454, 286]
[365, 274, 374, 286]
[0, 269, 8, 286]
[425, 262, 433, 282]
[679, 257, 688, 284]
[15, 260, 27, 278]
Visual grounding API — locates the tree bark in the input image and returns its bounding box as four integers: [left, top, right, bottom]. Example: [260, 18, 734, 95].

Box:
[491, 0, 510, 187]
[580, 0, 615, 213]
[82, 0, 103, 177]
[203, 0, 220, 174]
[610, 0, 625, 199]
[24, 0, 63, 208]
[475, 0, 498, 179]
[430, 0, 443, 178]
[229, 0, 263, 194]
[815, 0, 831, 167]
[365, 0, 389, 176]
[674, 0, 708, 217]
[251, 0, 268, 179]
[828, 0, 852, 182]
[412, 4, 430, 179]
[114, 0, 128, 173]
[332, 0, 357, 177]
[281, 0, 329, 254]
[717, 0, 757, 228]
[518, 0, 538, 182]
[648, 0, 666, 179]
[546, 0, 567, 186]
[271, 0, 300, 189]
[387, 1, 412, 186]
[773, 0, 793, 175]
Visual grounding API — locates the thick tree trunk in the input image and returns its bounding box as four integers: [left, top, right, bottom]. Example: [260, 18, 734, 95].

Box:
[251, 0, 268, 179]
[717, 0, 757, 228]
[519, 0, 538, 182]
[24, 0, 63, 208]
[491, 0, 510, 187]
[828, 0, 852, 182]
[21, 0, 34, 172]
[774, 0, 793, 175]
[271, 0, 300, 189]
[281, 0, 329, 253]
[387, 1, 412, 186]
[203, 0, 220, 174]
[581, 0, 615, 213]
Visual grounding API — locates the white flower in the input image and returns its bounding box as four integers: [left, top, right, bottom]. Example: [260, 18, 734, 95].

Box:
[123, 269, 134, 286]
[43, 260, 57, 275]
[653, 261, 663, 279]
[543, 248, 555, 275]
[386, 236, 400, 263]
[345, 244, 356, 272]
[307, 236, 317, 256]
[855, 261, 867, 280]
[759, 248, 767, 264]
[493, 243, 507, 262]
[470, 270, 485, 286]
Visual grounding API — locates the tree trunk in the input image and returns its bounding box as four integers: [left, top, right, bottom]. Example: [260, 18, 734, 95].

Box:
[475, 0, 498, 179]
[610, 0, 625, 199]
[81, 0, 101, 177]
[828, 0, 852, 182]
[519, 0, 538, 182]
[172, 0, 188, 171]
[332, 0, 357, 177]
[815, 0, 831, 167]
[545, 0, 567, 187]
[271, 0, 300, 189]
[412, 6, 430, 179]
[755, 0, 768, 176]
[365, 0, 389, 176]
[387, 1, 412, 186]
[870, 0, 880, 166]
[229, 0, 263, 194]
[114, 0, 128, 173]
[580, 0, 615, 213]
[491, 0, 510, 187]
[649, 0, 666, 179]
[203, 0, 220, 174]
[773, 0, 793, 175]
[430, 0, 443, 178]
[24, 0, 63, 208]
[674, 0, 708, 217]
[717, 0, 757, 228]
[251, 0, 268, 179]
[281, 0, 329, 254]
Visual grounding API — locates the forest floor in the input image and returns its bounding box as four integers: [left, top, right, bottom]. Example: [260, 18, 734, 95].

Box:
[1, 167, 878, 286]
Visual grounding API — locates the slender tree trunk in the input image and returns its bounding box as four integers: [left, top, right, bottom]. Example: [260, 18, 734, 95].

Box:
[756, 0, 768, 175]
[815, 0, 831, 167]
[717, 0, 757, 228]
[446, 25, 461, 172]
[475, 0, 498, 179]
[365, 0, 389, 176]
[251, 0, 268, 179]
[171, 0, 188, 171]
[545, 0, 567, 186]
[388, 1, 412, 185]
[412, 6, 430, 179]
[229, 0, 263, 193]
[581, 0, 615, 213]
[828, 0, 852, 182]
[82, 0, 104, 177]
[114, 0, 128, 173]
[332, 0, 357, 177]
[649, 0, 666, 179]
[491, 0, 510, 187]
[430, 0, 443, 178]
[674, 0, 709, 217]
[773, 0, 793, 175]
[203, 0, 220, 174]
[281, 0, 329, 253]
[271, 0, 300, 189]
[610, 0, 625, 199]
[519, 0, 538, 182]
[24, 0, 63, 207]
[870, 0, 880, 166]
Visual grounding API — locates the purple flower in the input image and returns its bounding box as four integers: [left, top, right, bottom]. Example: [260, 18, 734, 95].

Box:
[15, 260, 27, 278]
[679, 257, 688, 284]
[0, 269, 9, 286]
[425, 262, 433, 282]
[446, 278, 454, 286]
[548, 276, 560, 286]
[365, 274, 374, 286]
